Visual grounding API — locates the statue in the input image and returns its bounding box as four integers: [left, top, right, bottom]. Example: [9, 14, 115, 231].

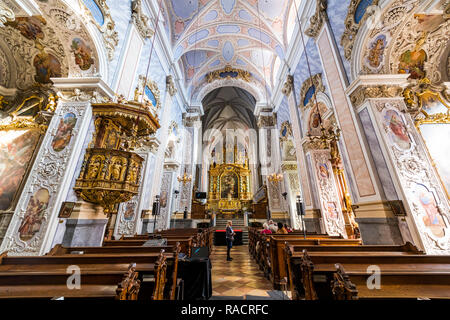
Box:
[110, 159, 123, 181]
[87, 157, 102, 180]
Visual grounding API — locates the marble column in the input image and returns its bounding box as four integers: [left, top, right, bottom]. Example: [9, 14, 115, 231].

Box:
[154, 161, 179, 231]
[145, 76, 175, 231]
[316, 24, 380, 204]
[257, 113, 288, 220]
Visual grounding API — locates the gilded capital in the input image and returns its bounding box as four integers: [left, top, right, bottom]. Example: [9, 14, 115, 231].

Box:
[349, 85, 404, 109]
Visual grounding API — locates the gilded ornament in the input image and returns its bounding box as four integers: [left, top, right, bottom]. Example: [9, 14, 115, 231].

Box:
[206, 65, 251, 83]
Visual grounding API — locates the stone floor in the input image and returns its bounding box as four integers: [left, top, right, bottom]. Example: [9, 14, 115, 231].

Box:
[210, 245, 290, 300]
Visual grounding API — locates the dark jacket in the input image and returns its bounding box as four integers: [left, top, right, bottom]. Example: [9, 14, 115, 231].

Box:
[226, 226, 234, 240]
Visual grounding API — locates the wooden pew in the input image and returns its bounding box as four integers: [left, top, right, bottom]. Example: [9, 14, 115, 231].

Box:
[0, 262, 139, 300]
[48, 242, 181, 300]
[0, 250, 167, 300]
[284, 242, 424, 299]
[104, 237, 193, 257]
[286, 246, 450, 300]
[256, 234, 357, 288]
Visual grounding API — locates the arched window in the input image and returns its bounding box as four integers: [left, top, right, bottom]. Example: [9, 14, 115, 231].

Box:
[354, 0, 373, 24]
[82, 0, 105, 26]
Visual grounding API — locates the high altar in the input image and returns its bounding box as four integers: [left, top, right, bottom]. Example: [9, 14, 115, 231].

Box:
[207, 139, 252, 214]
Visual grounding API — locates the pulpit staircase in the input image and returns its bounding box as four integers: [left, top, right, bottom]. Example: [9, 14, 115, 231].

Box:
[215, 217, 248, 245]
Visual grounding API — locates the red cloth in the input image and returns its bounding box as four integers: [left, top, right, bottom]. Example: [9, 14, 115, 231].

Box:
[260, 229, 272, 234]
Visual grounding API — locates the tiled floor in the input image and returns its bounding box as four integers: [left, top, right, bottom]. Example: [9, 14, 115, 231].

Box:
[210, 245, 277, 299]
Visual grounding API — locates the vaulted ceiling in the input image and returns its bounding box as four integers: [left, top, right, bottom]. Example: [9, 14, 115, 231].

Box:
[202, 86, 257, 132]
[162, 0, 299, 99]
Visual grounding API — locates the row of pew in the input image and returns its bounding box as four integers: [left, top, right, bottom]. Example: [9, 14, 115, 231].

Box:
[0, 227, 214, 300]
[248, 227, 450, 300]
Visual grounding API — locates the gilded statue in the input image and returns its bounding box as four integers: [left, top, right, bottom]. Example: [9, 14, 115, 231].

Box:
[128, 161, 139, 183]
[45, 94, 58, 112]
[87, 157, 102, 180]
[110, 159, 123, 181]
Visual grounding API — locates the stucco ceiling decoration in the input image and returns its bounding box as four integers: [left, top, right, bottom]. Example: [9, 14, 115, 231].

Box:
[164, 0, 295, 101]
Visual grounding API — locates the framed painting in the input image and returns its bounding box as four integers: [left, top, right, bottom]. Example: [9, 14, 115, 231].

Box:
[220, 172, 239, 200]
[18, 188, 50, 241]
[0, 128, 42, 212]
[58, 201, 75, 218]
[411, 183, 447, 239]
[382, 109, 412, 151]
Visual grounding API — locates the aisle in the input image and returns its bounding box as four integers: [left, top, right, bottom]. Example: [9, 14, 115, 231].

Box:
[209, 245, 277, 299]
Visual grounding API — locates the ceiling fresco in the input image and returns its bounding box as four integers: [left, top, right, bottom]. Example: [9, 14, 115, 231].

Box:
[163, 0, 296, 99]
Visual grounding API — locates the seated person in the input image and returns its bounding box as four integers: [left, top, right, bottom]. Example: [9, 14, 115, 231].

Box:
[268, 220, 278, 233]
[276, 222, 288, 234]
[284, 224, 293, 233]
[260, 223, 272, 234]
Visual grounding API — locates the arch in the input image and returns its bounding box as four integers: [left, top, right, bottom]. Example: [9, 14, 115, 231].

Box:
[194, 77, 265, 104]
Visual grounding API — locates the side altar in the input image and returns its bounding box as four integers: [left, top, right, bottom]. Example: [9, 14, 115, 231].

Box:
[207, 140, 252, 214]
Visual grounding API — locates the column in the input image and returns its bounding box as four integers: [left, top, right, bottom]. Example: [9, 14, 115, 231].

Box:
[257, 113, 288, 220]
[0, 79, 112, 254]
[154, 161, 179, 231]
[347, 75, 415, 245]
[363, 94, 450, 253]
[146, 76, 175, 229]
[316, 24, 381, 204]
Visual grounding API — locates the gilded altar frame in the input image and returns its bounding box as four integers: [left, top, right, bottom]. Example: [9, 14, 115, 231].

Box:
[207, 163, 252, 213]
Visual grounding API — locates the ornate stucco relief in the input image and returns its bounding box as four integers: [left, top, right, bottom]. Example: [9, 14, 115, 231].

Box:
[373, 99, 450, 254]
[1, 100, 91, 255]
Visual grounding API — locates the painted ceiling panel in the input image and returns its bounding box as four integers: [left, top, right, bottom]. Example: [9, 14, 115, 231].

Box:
[166, 0, 297, 101]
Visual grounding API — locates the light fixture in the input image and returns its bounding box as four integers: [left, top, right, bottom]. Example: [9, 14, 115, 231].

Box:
[267, 173, 283, 183]
[177, 168, 192, 185]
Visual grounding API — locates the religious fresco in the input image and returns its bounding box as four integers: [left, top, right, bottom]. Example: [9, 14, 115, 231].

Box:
[18, 188, 50, 241]
[421, 92, 449, 115]
[71, 38, 95, 71]
[383, 109, 412, 151]
[0, 129, 41, 211]
[123, 202, 136, 221]
[33, 51, 62, 84]
[160, 190, 168, 208]
[318, 163, 330, 179]
[325, 202, 339, 220]
[366, 34, 387, 71]
[51, 113, 77, 152]
[6, 16, 46, 41]
[415, 14, 445, 32]
[220, 172, 239, 199]
[397, 30, 428, 80]
[419, 124, 450, 199]
[411, 183, 447, 239]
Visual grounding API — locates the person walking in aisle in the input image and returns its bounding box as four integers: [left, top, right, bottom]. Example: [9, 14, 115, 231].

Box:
[226, 220, 235, 261]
